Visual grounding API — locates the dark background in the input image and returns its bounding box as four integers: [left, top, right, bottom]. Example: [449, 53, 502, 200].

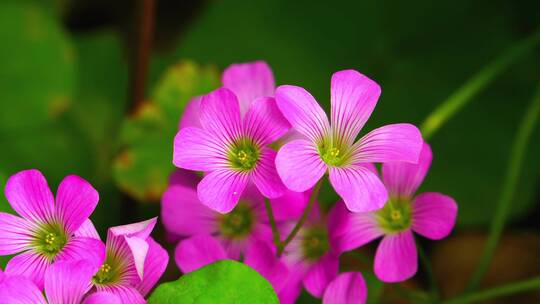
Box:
[0, 0, 539, 302]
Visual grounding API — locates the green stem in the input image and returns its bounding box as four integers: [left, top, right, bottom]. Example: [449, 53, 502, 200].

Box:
[264, 198, 281, 248]
[465, 83, 540, 292]
[444, 276, 540, 304]
[277, 178, 324, 256]
[416, 240, 439, 299]
[421, 28, 540, 140]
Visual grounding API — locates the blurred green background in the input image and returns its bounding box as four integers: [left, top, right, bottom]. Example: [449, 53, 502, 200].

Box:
[0, 0, 539, 302]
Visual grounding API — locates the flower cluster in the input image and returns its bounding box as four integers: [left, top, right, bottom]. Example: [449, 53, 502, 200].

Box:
[0, 170, 168, 303]
[0, 60, 458, 304]
[167, 61, 458, 303]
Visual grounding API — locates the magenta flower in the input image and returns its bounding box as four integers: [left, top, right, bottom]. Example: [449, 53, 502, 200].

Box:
[0, 260, 121, 304]
[77, 218, 169, 303]
[322, 272, 367, 304]
[275, 70, 423, 212]
[0, 169, 105, 289]
[279, 204, 345, 301]
[174, 61, 290, 213]
[162, 170, 307, 262]
[332, 143, 458, 282]
[173, 89, 290, 213]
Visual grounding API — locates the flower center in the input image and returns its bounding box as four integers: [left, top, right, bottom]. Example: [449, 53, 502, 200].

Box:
[228, 138, 260, 171]
[301, 226, 330, 261]
[93, 262, 117, 284]
[34, 222, 67, 258]
[220, 203, 254, 239]
[92, 251, 125, 286]
[376, 199, 412, 233]
[318, 141, 348, 167]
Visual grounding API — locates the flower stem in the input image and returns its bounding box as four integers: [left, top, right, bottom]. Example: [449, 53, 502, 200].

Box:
[277, 179, 324, 256]
[443, 276, 540, 304]
[421, 28, 540, 140]
[465, 83, 540, 292]
[264, 198, 281, 248]
[416, 240, 439, 299]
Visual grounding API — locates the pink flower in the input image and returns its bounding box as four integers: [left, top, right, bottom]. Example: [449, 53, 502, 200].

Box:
[173, 62, 291, 213]
[0, 169, 105, 289]
[0, 260, 121, 304]
[279, 204, 345, 302]
[77, 218, 169, 303]
[322, 272, 367, 304]
[332, 143, 458, 282]
[275, 70, 423, 212]
[162, 170, 307, 263]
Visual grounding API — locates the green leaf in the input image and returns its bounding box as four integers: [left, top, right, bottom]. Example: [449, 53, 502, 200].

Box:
[66, 31, 128, 230]
[113, 61, 219, 203]
[148, 260, 279, 304]
[0, 0, 75, 131]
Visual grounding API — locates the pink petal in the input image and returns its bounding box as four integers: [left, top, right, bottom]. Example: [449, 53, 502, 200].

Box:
[382, 142, 432, 199]
[412, 192, 458, 240]
[275, 139, 327, 192]
[322, 272, 367, 304]
[44, 260, 95, 304]
[0, 275, 47, 304]
[175, 235, 227, 273]
[244, 240, 289, 293]
[96, 285, 145, 304]
[124, 236, 149, 280]
[82, 292, 121, 304]
[134, 237, 168, 296]
[277, 270, 304, 304]
[173, 127, 228, 171]
[55, 237, 106, 273]
[327, 202, 383, 253]
[222, 61, 276, 115]
[329, 165, 388, 212]
[4, 169, 55, 224]
[351, 123, 423, 164]
[179, 96, 202, 129]
[303, 254, 339, 298]
[74, 219, 101, 240]
[243, 97, 290, 146]
[374, 230, 417, 282]
[108, 217, 157, 240]
[161, 180, 217, 237]
[275, 85, 330, 143]
[252, 148, 286, 198]
[5, 250, 50, 289]
[330, 70, 381, 147]
[55, 175, 99, 234]
[0, 212, 36, 255]
[199, 88, 243, 143]
[270, 189, 310, 221]
[197, 170, 249, 214]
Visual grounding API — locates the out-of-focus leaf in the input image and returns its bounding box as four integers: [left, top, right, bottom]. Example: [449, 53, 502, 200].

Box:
[67, 31, 128, 230]
[0, 0, 75, 130]
[0, 172, 13, 214]
[0, 172, 13, 269]
[364, 271, 384, 304]
[148, 260, 279, 304]
[113, 61, 219, 202]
